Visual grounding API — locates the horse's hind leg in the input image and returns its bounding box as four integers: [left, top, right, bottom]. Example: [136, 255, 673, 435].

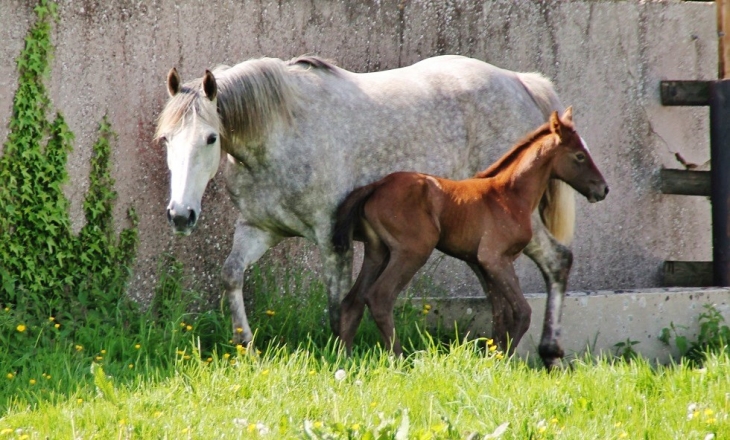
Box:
[522, 213, 573, 370]
[222, 219, 281, 346]
[339, 238, 388, 353]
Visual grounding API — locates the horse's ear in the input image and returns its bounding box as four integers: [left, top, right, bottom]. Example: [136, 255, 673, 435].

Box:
[561, 106, 573, 124]
[549, 110, 562, 137]
[202, 70, 217, 101]
[167, 67, 181, 97]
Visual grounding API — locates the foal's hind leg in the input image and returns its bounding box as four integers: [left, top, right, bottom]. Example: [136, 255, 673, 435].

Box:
[523, 213, 573, 370]
[339, 239, 388, 353]
[222, 219, 281, 346]
[364, 250, 431, 355]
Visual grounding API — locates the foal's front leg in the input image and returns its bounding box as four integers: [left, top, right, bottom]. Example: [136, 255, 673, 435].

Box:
[222, 219, 281, 346]
[522, 213, 573, 369]
[475, 257, 532, 353]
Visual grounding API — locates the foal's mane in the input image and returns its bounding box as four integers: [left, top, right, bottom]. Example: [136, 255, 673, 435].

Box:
[156, 55, 339, 148]
[474, 121, 573, 179]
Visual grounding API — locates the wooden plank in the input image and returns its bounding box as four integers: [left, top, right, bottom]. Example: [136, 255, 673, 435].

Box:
[662, 261, 713, 287]
[660, 81, 710, 106]
[719, 0, 730, 78]
[710, 80, 730, 285]
[657, 169, 710, 196]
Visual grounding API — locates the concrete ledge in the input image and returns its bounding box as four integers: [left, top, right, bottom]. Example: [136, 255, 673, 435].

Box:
[414, 288, 730, 363]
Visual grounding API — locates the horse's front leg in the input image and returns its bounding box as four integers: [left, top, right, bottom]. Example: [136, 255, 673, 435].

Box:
[522, 212, 573, 370]
[222, 218, 281, 346]
[317, 232, 353, 337]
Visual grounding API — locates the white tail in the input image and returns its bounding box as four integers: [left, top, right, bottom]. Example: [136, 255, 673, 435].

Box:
[518, 72, 576, 245]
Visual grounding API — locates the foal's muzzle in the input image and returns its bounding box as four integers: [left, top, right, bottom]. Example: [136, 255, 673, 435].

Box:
[587, 181, 609, 203]
[166, 205, 197, 234]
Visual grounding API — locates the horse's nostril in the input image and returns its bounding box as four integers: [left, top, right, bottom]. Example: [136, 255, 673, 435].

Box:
[188, 210, 197, 227]
[604, 186, 610, 196]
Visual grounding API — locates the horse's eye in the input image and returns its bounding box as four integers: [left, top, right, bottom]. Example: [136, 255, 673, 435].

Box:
[158, 136, 168, 146]
[576, 152, 586, 162]
[206, 134, 218, 145]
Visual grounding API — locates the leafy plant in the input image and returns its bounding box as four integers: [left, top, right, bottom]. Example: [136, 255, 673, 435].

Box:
[613, 337, 641, 362]
[659, 303, 730, 366]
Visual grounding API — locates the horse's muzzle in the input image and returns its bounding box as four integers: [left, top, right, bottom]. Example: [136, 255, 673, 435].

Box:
[167, 206, 197, 234]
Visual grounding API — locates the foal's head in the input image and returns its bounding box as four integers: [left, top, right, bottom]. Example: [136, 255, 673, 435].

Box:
[548, 107, 608, 203]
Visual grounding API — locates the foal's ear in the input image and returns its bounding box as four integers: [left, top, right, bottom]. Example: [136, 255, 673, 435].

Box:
[561, 106, 574, 124]
[166, 67, 181, 97]
[202, 70, 217, 101]
[549, 110, 562, 137]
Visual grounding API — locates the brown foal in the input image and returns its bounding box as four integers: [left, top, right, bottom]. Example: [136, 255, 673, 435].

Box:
[332, 107, 608, 356]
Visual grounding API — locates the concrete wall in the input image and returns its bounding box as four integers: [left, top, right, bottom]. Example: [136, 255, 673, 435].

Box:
[0, 1, 718, 303]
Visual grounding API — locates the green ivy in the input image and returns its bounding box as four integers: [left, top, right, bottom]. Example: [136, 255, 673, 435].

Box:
[0, 0, 138, 319]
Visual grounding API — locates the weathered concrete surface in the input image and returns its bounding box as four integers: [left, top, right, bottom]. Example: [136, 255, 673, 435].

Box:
[0, 1, 717, 304]
[417, 288, 730, 363]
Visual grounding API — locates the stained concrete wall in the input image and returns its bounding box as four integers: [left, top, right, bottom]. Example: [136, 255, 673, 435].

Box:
[0, 1, 718, 304]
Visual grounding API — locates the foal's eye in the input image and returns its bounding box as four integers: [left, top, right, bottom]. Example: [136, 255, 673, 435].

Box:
[575, 152, 586, 162]
[158, 136, 168, 146]
[206, 134, 218, 145]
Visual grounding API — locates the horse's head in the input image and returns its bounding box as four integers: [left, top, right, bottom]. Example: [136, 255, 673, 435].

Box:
[156, 68, 222, 235]
[549, 107, 609, 203]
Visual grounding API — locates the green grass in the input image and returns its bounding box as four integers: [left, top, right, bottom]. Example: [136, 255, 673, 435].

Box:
[1, 265, 729, 438]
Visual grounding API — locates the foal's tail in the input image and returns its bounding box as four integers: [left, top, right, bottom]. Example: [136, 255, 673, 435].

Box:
[332, 183, 378, 253]
[517, 71, 576, 245]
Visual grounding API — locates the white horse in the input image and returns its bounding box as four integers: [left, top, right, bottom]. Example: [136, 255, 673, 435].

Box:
[156, 55, 577, 369]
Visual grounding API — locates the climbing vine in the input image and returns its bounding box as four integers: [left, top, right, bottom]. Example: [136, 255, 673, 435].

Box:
[0, 0, 138, 319]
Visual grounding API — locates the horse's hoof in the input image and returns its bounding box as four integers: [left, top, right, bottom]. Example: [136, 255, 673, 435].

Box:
[539, 343, 565, 371]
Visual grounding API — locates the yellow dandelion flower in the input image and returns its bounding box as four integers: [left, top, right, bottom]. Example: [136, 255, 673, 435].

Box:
[3, 307, 9, 312]
[486, 338, 494, 346]
[489, 345, 497, 352]
[230, 359, 237, 365]
[181, 427, 189, 434]
[223, 353, 231, 359]
[100, 349, 106, 354]
[707, 417, 717, 424]
[74, 344, 83, 351]
[45, 374, 51, 380]
[207, 357, 213, 363]
[29, 379, 36, 385]
[351, 423, 361, 431]
[119, 419, 126, 426]
[704, 408, 714, 417]
[16, 324, 26, 332]
[48, 316, 55, 321]
[183, 355, 191, 360]
[247, 424, 257, 433]
[134, 344, 141, 350]
[422, 309, 429, 315]
[313, 421, 323, 429]
[128, 364, 134, 369]
[154, 411, 163, 418]
[266, 310, 276, 317]
[95, 356, 103, 361]
[18, 435, 28, 440]
[54, 323, 60, 329]
[180, 322, 186, 327]
[619, 432, 628, 439]
[370, 401, 377, 408]
[77, 398, 83, 404]
[6, 373, 14, 380]
[309, 370, 316, 376]
[551, 418, 558, 424]
[236, 327, 244, 334]
[495, 353, 504, 360]
[186, 325, 192, 331]
[424, 304, 432, 310]
[176, 350, 185, 356]
[1, 428, 13, 435]
[261, 369, 270, 376]
[538, 426, 547, 434]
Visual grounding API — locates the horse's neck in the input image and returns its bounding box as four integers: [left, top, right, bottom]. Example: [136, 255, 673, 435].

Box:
[489, 138, 556, 212]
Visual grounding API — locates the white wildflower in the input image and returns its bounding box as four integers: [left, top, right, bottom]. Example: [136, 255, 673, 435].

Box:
[334, 369, 346, 381]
